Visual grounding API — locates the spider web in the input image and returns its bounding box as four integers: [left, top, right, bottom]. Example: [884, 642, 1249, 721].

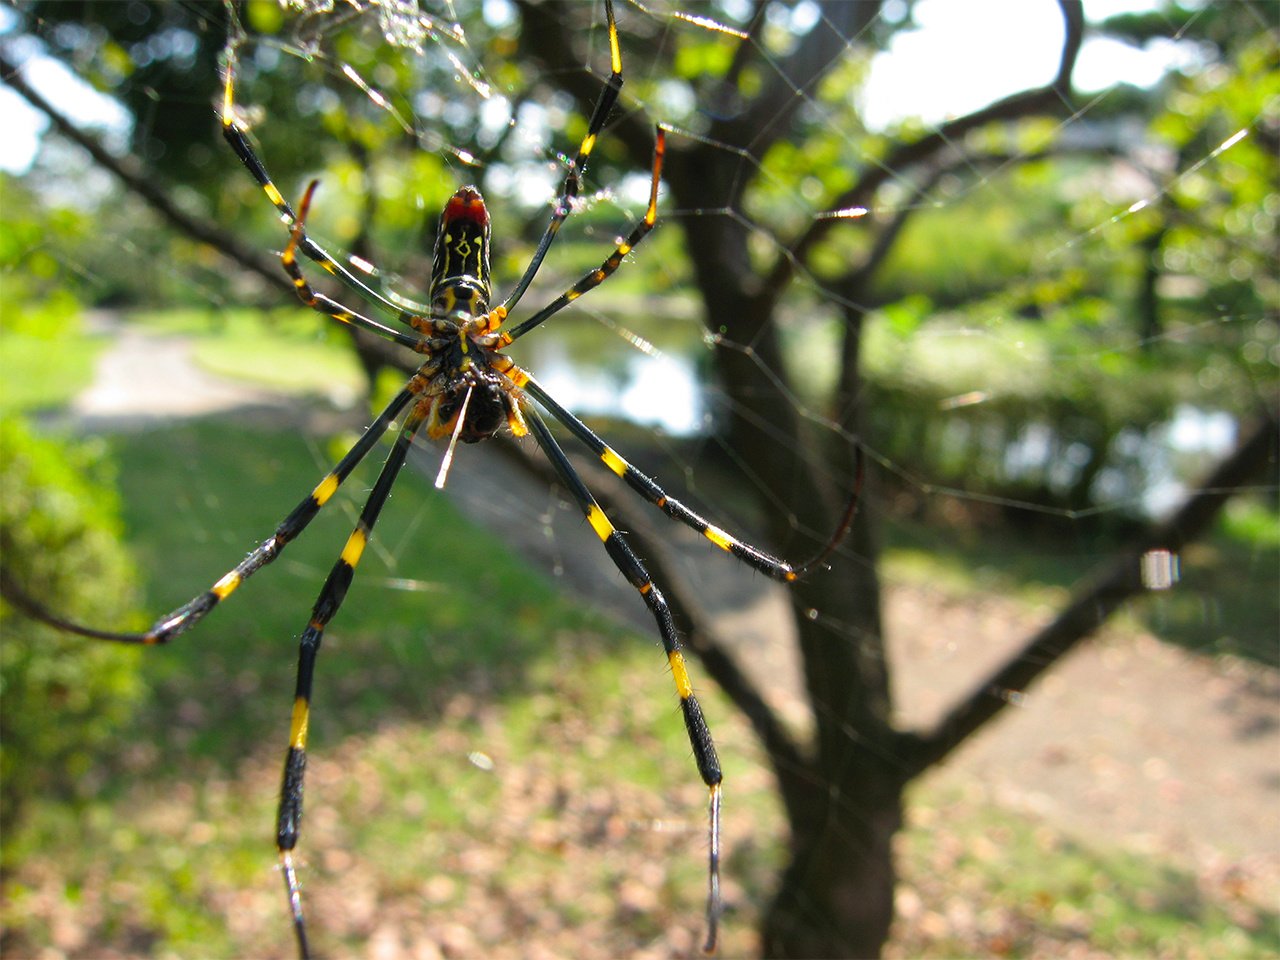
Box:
[3, 0, 1277, 956]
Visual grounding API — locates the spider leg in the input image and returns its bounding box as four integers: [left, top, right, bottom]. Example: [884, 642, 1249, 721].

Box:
[221, 73, 427, 327]
[0, 381, 426, 645]
[500, 0, 624, 315]
[522, 403, 724, 953]
[282, 181, 436, 352]
[275, 400, 430, 960]
[500, 126, 665, 345]
[515, 374, 862, 581]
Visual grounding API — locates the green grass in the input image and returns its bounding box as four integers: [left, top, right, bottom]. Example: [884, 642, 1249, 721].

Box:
[131, 306, 367, 399]
[89, 419, 610, 770]
[0, 306, 362, 420]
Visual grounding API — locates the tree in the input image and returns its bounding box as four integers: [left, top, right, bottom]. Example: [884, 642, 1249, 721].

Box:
[2, 1, 1275, 956]
[482, 3, 1277, 954]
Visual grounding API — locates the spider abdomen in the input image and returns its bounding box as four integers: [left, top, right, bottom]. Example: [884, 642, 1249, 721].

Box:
[442, 374, 509, 443]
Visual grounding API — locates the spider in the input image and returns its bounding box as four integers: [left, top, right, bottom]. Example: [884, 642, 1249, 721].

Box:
[3, 1, 858, 955]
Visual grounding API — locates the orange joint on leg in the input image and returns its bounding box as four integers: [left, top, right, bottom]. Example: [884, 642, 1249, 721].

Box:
[507, 404, 529, 438]
[669, 650, 694, 700]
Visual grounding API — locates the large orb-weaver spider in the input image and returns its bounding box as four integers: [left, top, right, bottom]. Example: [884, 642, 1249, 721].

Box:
[3, 1, 859, 955]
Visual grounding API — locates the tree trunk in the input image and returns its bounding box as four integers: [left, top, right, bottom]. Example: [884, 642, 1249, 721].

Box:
[763, 766, 902, 959]
[665, 141, 897, 958]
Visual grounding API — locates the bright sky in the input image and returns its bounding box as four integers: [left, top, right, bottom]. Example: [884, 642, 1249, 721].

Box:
[0, 0, 1192, 176]
[862, 0, 1198, 127]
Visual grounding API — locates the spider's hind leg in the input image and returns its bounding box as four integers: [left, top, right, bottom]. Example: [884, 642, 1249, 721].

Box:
[521, 403, 724, 953]
[272, 400, 430, 959]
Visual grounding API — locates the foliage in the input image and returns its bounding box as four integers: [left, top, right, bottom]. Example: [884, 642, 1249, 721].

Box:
[27, 0, 228, 183]
[0, 176, 105, 412]
[0, 417, 143, 833]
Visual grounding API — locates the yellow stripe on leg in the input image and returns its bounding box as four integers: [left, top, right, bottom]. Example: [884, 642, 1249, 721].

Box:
[703, 524, 736, 553]
[289, 697, 310, 749]
[669, 650, 694, 700]
[211, 570, 242, 600]
[586, 505, 615, 542]
[262, 182, 287, 209]
[312, 472, 340, 506]
[340, 528, 367, 567]
[263, 182, 286, 209]
[607, 13, 622, 75]
[600, 446, 628, 478]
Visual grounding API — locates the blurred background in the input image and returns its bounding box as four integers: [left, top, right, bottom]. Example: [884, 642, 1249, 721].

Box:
[1, 1, 1276, 957]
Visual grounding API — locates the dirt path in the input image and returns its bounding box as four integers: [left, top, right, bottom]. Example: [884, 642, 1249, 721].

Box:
[67, 313, 303, 430]
[68, 318, 1280, 911]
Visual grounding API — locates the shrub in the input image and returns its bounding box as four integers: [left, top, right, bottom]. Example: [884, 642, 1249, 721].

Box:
[0, 417, 144, 834]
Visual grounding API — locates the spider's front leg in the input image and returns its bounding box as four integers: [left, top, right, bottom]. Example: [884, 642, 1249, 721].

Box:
[220, 68, 431, 326]
[261, 179, 433, 353]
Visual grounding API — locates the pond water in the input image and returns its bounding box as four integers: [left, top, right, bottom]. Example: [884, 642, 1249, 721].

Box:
[510, 307, 711, 437]
[522, 311, 1240, 520]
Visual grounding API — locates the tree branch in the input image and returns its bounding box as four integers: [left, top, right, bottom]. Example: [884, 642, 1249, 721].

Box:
[0, 50, 286, 294]
[0, 48, 410, 374]
[900, 412, 1278, 778]
[724, 0, 884, 157]
[764, 0, 1084, 300]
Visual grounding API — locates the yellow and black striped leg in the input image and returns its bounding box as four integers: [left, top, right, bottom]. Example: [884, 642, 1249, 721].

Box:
[275, 402, 430, 960]
[517, 376, 861, 584]
[499, 0, 625, 315]
[277, 181, 430, 351]
[501, 126, 666, 344]
[221, 75, 427, 328]
[523, 406, 724, 952]
[0, 385, 423, 646]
